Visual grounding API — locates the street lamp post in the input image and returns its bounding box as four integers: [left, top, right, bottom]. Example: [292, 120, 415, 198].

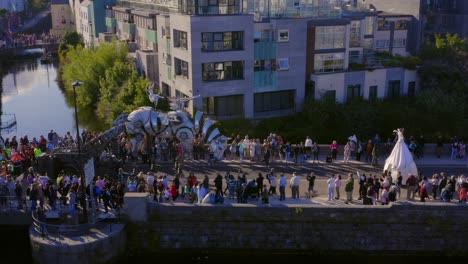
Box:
[72, 80, 87, 223]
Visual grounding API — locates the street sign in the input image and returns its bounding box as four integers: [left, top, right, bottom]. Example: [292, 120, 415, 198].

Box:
[84, 158, 95, 187]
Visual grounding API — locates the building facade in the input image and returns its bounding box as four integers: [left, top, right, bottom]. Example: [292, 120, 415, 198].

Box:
[361, 0, 468, 53]
[91, 0, 419, 120]
[50, 0, 75, 37]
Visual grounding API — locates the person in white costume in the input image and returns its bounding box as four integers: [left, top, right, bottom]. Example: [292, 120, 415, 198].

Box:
[383, 128, 418, 185]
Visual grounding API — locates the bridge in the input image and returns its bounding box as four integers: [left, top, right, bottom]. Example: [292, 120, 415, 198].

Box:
[0, 40, 59, 57]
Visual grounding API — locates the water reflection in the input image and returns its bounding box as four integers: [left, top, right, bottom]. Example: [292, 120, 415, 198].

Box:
[1, 57, 105, 138]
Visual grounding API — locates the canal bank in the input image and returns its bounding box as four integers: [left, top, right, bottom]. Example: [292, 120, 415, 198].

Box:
[21, 193, 468, 263]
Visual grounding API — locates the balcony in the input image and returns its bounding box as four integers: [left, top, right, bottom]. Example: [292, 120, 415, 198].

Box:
[123, 22, 136, 34]
[254, 71, 276, 91]
[145, 29, 157, 44]
[254, 42, 276, 60]
[105, 17, 116, 28]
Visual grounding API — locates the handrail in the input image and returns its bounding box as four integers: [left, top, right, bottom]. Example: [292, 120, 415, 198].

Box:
[30, 209, 118, 243]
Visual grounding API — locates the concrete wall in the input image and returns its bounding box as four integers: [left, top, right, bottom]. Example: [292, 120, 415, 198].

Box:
[311, 68, 418, 102]
[124, 203, 468, 256]
[30, 223, 126, 264]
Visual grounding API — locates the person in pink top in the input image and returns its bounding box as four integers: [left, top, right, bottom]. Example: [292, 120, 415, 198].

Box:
[330, 140, 339, 161]
[96, 176, 106, 190]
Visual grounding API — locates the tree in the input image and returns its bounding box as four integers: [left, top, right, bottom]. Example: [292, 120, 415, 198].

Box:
[0, 8, 8, 18]
[58, 31, 84, 60]
[97, 61, 151, 126]
[418, 33, 467, 94]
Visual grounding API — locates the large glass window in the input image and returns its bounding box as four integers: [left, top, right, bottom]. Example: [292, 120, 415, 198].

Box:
[392, 38, 406, 48]
[174, 58, 189, 79]
[203, 95, 244, 116]
[364, 16, 375, 35]
[305, 81, 315, 101]
[349, 50, 361, 63]
[173, 29, 187, 50]
[369, 85, 378, 100]
[375, 39, 389, 48]
[388, 80, 401, 98]
[197, 0, 239, 15]
[378, 20, 394, 31]
[202, 61, 244, 81]
[350, 20, 361, 47]
[314, 53, 344, 72]
[407, 81, 415, 97]
[201, 31, 243, 51]
[254, 90, 295, 113]
[395, 20, 408, 30]
[347, 84, 361, 100]
[322, 90, 336, 101]
[254, 60, 276, 72]
[315, 26, 345, 50]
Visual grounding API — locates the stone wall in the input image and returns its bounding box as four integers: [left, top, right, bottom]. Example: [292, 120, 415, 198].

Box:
[124, 203, 468, 256]
[30, 223, 126, 264]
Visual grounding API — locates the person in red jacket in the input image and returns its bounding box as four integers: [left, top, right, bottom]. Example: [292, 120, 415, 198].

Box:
[169, 183, 178, 201]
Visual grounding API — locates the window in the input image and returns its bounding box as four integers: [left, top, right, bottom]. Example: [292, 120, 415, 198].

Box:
[277, 59, 289, 70]
[378, 20, 394, 30]
[202, 61, 244, 81]
[314, 53, 344, 72]
[277, 29, 289, 42]
[392, 38, 406, 48]
[203, 95, 244, 116]
[201, 31, 243, 51]
[375, 39, 389, 48]
[305, 81, 315, 101]
[388, 80, 400, 98]
[198, 0, 239, 15]
[365, 16, 375, 35]
[174, 58, 189, 79]
[349, 50, 361, 63]
[407, 81, 415, 97]
[315, 26, 345, 49]
[161, 82, 171, 97]
[173, 29, 187, 49]
[254, 60, 276, 72]
[254, 90, 295, 113]
[161, 26, 170, 38]
[322, 90, 336, 101]
[254, 30, 274, 42]
[347, 84, 361, 100]
[162, 53, 172, 65]
[395, 20, 408, 30]
[350, 20, 361, 47]
[369, 85, 378, 100]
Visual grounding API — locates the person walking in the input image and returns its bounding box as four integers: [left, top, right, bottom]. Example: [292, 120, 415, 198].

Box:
[334, 174, 342, 200]
[289, 172, 301, 199]
[327, 175, 336, 201]
[306, 172, 316, 199]
[278, 173, 287, 201]
[344, 173, 354, 204]
[256, 172, 265, 198]
[406, 174, 418, 200]
[268, 169, 277, 196]
[343, 142, 351, 163]
[312, 143, 320, 163]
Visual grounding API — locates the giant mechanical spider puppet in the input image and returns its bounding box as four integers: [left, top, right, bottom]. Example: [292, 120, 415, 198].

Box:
[113, 82, 231, 161]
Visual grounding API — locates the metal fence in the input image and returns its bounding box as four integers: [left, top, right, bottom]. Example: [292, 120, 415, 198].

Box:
[0, 195, 31, 213]
[31, 209, 119, 244]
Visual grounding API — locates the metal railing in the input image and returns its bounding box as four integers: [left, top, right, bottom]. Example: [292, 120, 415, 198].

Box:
[31, 209, 119, 244]
[0, 195, 31, 213]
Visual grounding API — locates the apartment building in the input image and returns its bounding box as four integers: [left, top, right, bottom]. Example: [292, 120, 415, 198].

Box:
[361, 0, 468, 52]
[50, 0, 75, 37]
[97, 0, 418, 120]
